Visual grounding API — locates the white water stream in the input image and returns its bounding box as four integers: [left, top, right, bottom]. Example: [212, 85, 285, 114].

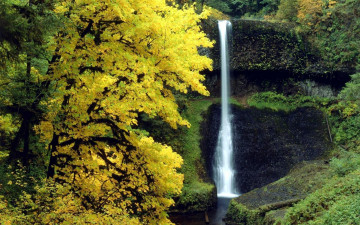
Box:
[213, 20, 239, 198]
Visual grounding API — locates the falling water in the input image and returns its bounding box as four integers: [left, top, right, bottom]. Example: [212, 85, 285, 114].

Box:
[214, 20, 239, 198]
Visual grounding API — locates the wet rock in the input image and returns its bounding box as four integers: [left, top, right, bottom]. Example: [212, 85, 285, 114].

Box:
[201, 105, 332, 194]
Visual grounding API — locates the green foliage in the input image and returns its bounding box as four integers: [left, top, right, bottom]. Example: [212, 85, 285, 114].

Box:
[333, 115, 360, 148]
[247, 91, 329, 112]
[314, 194, 360, 225]
[314, 0, 360, 68]
[339, 73, 360, 100]
[206, 0, 232, 14]
[275, 0, 298, 22]
[272, 0, 360, 69]
[0, 114, 19, 149]
[181, 100, 213, 179]
[257, 0, 280, 16]
[0, 160, 46, 205]
[330, 150, 360, 177]
[0, 0, 61, 165]
[248, 91, 294, 111]
[280, 170, 360, 224]
[327, 100, 360, 149]
[176, 181, 215, 212]
[176, 99, 216, 211]
[226, 199, 263, 225]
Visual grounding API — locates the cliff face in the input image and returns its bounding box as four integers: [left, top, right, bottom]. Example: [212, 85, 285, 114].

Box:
[201, 19, 353, 97]
[201, 105, 331, 194]
[203, 19, 306, 72]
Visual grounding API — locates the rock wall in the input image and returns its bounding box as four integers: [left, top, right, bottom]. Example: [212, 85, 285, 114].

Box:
[201, 19, 353, 97]
[201, 105, 332, 193]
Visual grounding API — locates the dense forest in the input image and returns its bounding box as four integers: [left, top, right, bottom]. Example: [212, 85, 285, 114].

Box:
[0, 0, 359, 224]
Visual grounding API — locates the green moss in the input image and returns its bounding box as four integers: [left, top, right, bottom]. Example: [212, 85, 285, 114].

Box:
[175, 99, 217, 211]
[226, 199, 263, 225]
[280, 169, 360, 224]
[180, 100, 213, 182]
[247, 91, 331, 112]
[176, 181, 216, 212]
[226, 161, 332, 224]
[229, 97, 245, 107]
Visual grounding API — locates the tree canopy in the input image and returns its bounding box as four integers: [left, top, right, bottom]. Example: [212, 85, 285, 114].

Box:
[0, 0, 213, 224]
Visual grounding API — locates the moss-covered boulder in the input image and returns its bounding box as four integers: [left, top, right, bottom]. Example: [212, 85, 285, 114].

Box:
[175, 181, 217, 212]
[225, 160, 332, 224]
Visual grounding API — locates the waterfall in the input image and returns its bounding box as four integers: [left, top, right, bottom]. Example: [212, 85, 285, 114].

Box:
[213, 20, 239, 198]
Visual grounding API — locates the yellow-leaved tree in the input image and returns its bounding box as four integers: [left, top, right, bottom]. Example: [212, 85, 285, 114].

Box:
[36, 0, 213, 224]
[297, 0, 337, 30]
[297, 0, 323, 28]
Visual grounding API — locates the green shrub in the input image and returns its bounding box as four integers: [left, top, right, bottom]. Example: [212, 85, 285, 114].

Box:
[316, 194, 360, 225]
[280, 170, 360, 224]
[275, 0, 298, 22]
[339, 73, 360, 100]
[330, 150, 360, 176]
[176, 181, 216, 212]
[328, 100, 360, 150]
[226, 199, 263, 225]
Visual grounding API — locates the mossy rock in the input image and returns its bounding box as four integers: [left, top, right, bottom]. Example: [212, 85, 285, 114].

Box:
[225, 160, 333, 224]
[175, 181, 217, 212]
[225, 200, 263, 225]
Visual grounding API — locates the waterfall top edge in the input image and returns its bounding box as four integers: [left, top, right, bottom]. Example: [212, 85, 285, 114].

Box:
[217, 193, 241, 198]
[218, 20, 231, 25]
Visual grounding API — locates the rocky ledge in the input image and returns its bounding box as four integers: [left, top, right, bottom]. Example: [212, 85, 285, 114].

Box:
[225, 160, 332, 224]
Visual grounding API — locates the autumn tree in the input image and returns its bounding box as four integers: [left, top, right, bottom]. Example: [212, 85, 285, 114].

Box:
[297, 0, 324, 28]
[36, 0, 213, 223]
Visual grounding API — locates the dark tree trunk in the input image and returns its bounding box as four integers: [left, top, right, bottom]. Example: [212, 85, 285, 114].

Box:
[8, 112, 32, 165]
[22, 113, 30, 163]
[8, 118, 26, 160]
[47, 134, 59, 178]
